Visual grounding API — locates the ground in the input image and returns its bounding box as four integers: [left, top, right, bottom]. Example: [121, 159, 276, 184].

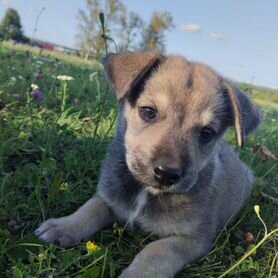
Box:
[0, 41, 277, 278]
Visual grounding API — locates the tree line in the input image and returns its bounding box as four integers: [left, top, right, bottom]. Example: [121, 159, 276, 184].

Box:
[0, 0, 174, 56]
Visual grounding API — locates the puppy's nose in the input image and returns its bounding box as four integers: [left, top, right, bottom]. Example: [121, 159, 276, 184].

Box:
[153, 166, 182, 186]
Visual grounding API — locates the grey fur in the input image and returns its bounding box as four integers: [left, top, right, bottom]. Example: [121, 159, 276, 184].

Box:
[36, 52, 261, 278]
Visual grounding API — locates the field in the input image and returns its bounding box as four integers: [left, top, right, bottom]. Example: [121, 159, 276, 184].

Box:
[0, 41, 277, 278]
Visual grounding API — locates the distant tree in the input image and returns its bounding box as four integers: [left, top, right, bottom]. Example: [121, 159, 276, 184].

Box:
[76, 0, 127, 57]
[117, 11, 144, 51]
[0, 8, 29, 43]
[76, 0, 174, 57]
[140, 12, 174, 52]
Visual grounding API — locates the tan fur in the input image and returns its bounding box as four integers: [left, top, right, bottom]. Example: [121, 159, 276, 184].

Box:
[123, 56, 227, 194]
[36, 52, 261, 278]
[104, 51, 162, 101]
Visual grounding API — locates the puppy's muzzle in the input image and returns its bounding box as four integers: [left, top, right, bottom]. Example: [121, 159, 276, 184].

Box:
[153, 165, 182, 186]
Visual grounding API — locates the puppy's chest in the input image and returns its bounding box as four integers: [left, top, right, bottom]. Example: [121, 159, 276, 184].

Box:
[124, 191, 199, 237]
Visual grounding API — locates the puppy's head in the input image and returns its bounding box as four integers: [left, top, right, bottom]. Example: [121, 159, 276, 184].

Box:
[104, 52, 261, 194]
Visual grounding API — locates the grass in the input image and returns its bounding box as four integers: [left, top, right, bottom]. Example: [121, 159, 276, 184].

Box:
[0, 42, 277, 278]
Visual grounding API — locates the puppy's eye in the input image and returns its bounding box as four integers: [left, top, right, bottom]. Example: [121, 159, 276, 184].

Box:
[200, 127, 216, 143]
[139, 106, 157, 122]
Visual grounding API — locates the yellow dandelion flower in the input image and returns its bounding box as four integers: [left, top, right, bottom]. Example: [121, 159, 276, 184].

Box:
[18, 131, 28, 139]
[59, 182, 69, 191]
[86, 241, 101, 254]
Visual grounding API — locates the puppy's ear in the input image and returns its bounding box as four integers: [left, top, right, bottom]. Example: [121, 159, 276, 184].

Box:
[224, 82, 262, 148]
[103, 52, 162, 101]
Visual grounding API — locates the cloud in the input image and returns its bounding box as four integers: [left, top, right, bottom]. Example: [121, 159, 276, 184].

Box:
[209, 33, 227, 42]
[180, 24, 202, 33]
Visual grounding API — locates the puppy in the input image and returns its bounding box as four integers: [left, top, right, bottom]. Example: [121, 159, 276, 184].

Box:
[36, 52, 261, 278]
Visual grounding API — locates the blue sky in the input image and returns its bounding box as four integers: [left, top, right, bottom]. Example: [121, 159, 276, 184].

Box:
[0, 0, 277, 88]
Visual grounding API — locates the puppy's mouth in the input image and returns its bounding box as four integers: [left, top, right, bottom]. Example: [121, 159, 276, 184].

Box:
[144, 184, 176, 195]
[128, 163, 178, 194]
[126, 153, 197, 195]
[145, 178, 196, 195]
[132, 167, 196, 195]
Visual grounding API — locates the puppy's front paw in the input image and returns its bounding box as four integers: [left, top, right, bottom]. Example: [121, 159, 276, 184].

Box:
[119, 268, 141, 278]
[35, 217, 79, 247]
[119, 266, 164, 278]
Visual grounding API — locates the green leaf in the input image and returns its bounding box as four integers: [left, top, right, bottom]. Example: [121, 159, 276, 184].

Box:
[13, 266, 23, 278]
[0, 228, 10, 238]
[48, 174, 63, 200]
[81, 266, 101, 278]
[40, 158, 56, 170]
[234, 245, 245, 256]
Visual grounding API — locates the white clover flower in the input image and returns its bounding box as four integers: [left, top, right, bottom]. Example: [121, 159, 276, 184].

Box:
[31, 84, 39, 90]
[57, 75, 74, 81]
[11, 77, 16, 81]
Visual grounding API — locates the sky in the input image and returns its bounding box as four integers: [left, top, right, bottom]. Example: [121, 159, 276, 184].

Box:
[0, 0, 277, 88]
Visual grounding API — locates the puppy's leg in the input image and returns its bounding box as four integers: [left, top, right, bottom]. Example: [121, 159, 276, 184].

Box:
[35, 195, 115, 247]
[119, 235, 211, 278]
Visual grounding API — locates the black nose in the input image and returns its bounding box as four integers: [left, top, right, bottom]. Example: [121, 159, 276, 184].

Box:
[153, 166, 182, 186]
